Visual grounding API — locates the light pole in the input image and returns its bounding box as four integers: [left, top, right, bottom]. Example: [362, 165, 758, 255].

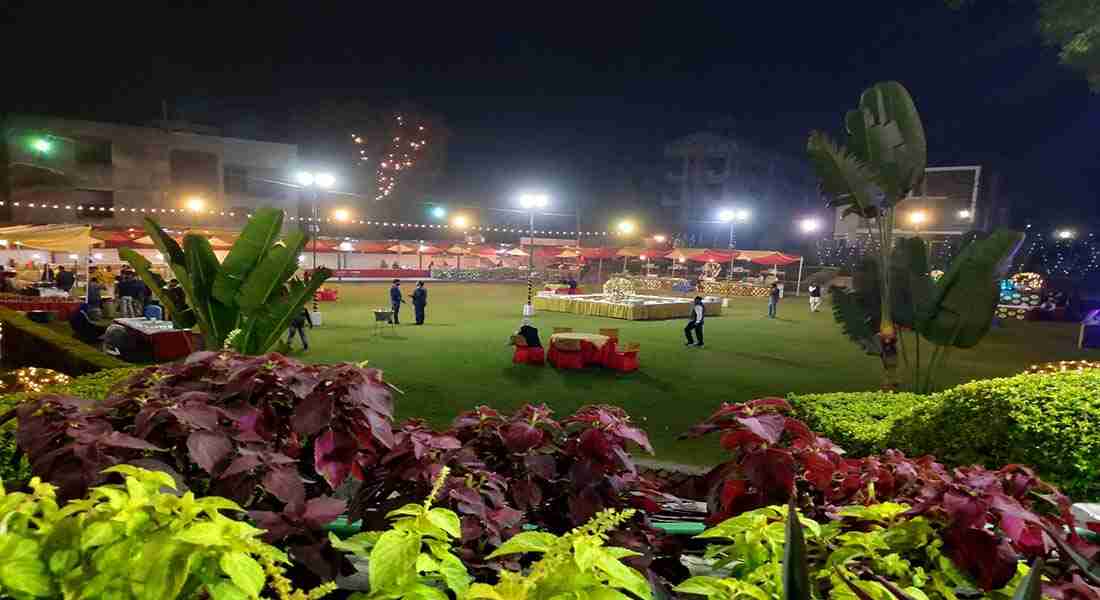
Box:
[518, 192, 549, 308]
[297, 171, 336, 270]
[616, 220, 637, 273]
[718, 208, 750, 279]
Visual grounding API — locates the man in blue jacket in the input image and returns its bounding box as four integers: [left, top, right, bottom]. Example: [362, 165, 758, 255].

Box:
[411, 281, 428, 325]
[389, 279, 404, 324]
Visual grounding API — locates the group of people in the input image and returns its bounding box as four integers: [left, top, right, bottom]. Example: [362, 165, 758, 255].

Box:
[388, 279, 428, 325]
[682, 282, 825, 348]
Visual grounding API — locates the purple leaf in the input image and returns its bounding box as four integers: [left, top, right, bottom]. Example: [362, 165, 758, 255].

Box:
[944, 527, 1019, 591]
[302, 496, 346, 527]
[263, 466, 306, 509]
[366, 410, 395, 449]
[170, 398, 220, 430]
[292, 395, 334, 437]
[735, 414, 786, 444]
[249, 510, 296, 542]
[101, 432, 164, 451]
[187, 431, 233, 475]
[221, 453, 263, 478]
[613, 424, 653, 454]
[313, 428, 355, 489]
[944, 490, 988, 529]
[503, 422, 544, 453]
[524, 454, 557, 480]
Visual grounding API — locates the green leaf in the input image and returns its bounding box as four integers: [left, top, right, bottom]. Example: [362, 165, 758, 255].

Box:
[426, 508, 462, 539]
[81, 521, 118, 550]
[213, 207, 285, 305]
[437, 551, 471, 597]
[236, 231, 308, 312]
[589, 589, 635, 600]
[185, 234, 239, 347]
[47, 549, 78, 575]
[403, 582, 450, 600]
[782, 498, 811, 600]
[830, 285, 879, 355]
[807, 130, 879, 217]
[595, 552, 652, 600]
[386, 503, 426, 519]
[574, 538, 600, 572]
[140, 540, 195, 600]
[918, 230, 1025, 348]
[219, 551, 265, 598]
[467, 582, 507, 600]
[486, 531, 559, 559]
[1011, 558, 1044, 600]
[208, 581, 250, 600]
[176, 522, 226, 546]
[369, 529, 420, 591]
[118, 248, 197, 329]
[238, 269, 330, 355]
[851, 82, 927, 203]
[0, 537, 52, 597]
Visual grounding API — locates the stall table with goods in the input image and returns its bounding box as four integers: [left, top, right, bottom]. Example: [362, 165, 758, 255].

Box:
[543, 283, 581, 295]
[0, 296, 82, 320]
[533, 277, 723, 321]
[114, 317, 195, 362]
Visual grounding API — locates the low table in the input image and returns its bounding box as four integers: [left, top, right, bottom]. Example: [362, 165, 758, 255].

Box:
[114, 317, 194, 361]
[548, 332, 614, 367]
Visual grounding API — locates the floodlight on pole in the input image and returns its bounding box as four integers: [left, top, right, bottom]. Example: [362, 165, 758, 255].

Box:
[957, 209, 972, 219]
[185, 197, 206, 213]
[451, 215, 469, 229]
[616, 220, 637, 235]
[332, 209, 350, 223]
[799, 218, 821, 233]
[296, 171, 315, 186]
[431, 206, 447, 219]
[653, 234, 667, 243]
[315, 173, 336, 189]
[516, 192, 550, 308]
[909, 210, 928, 226]
[518, 192, 549, 210]
[1057, 229, 1075, 240]
[718, 209, 735, 222]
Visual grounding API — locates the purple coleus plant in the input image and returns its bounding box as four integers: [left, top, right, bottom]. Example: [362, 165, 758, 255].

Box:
[686, 398, 1100, 595]
[13, 352, 396, 580]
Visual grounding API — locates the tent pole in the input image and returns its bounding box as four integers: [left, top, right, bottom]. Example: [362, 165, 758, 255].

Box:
[597, 257, 602, 283]
[795, 257, 804, 297]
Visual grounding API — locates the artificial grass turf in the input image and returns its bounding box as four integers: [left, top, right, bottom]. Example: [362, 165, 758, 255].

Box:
[287, 282, 1098, 465]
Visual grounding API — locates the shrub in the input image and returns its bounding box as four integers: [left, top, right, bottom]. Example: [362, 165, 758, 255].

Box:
[788, 390, 922, 456]
[0, 465, 335, 600]
[0, 307, 130, 375]
[890, 370, 1100, 499]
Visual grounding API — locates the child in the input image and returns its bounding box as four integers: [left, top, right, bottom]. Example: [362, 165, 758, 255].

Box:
[768, 283, 780, 318]
[808, 284, 822, 313]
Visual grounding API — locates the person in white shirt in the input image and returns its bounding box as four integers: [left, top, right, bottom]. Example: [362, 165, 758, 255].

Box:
[808, 284, 822, 313]
[684, 296, 705, 348]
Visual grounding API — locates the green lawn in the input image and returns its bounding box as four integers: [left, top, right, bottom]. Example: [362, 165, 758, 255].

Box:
[297, 282, 1097, 466]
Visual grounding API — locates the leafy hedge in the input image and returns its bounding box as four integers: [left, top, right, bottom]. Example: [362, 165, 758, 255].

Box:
[791, 370, 1100, 499]
[0, 307, 130, 375]
[891, 370, 1100, 499]
[788, 390, 922, 457]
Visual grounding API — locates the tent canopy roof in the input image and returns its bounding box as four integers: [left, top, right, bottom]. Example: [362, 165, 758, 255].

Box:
[0, 225, 94, 251]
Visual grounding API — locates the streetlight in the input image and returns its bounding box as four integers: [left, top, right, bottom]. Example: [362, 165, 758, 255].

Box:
[1057, 229, 1075, 240]
[957, 209, 972, 220]
[332, 209, 351, 223]
[718, 207, 750, 248]
[298, 171, 336, 269]
[799, 218, 821, 234]
[909, 210, 928, 227]
[616, 220, 636, 235]
[185, 196, 206, 213]
[451, 215, 469, 229]
[517, 192, 550, 308]
[431, 206, 447, 219]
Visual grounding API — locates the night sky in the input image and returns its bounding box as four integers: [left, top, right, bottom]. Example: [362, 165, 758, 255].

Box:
[3, 2, 1097, 229]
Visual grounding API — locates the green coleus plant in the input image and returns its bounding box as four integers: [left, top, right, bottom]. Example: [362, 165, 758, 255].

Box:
[0, 465, 335, 600]
[675, 502, 1034, 600]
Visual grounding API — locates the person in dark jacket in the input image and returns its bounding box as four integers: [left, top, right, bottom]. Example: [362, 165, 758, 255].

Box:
[56, 266, 76, 292]
[286, 308, 314, 350]
[410, 281, 428, 325]
[515, 317, 542, 347]
[808, 284, 822, 313]
[684, 296, 705, 347]
[389, 279, 404, 324]
[767, 283, 781, 318]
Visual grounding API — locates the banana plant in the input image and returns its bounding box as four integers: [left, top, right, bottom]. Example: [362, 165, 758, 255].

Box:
[119, 207, 331, 355]
[831, 231, 1023, 392]
[808, 81, 927, 389]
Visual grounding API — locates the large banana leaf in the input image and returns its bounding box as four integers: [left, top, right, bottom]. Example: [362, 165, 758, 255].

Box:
[140, 218, 194, 307]
[211, 207, 284, 306]
[183, 235, 238, 348]
[918, 230, 1025, 348]
[847, 81, 927, 203]
[806, 131, 880, 219]
[891, 237, 935, 329]
[830, 285, 879, 355]
[238, 270, 330, 355]
[235, 230, 308, 312]
[117, 248, 197, 329]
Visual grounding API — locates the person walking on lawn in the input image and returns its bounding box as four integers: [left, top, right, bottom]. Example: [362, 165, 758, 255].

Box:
[286, 308, 313, 351]
[768, 282, 781, 318]
[808, 284, 822, 313]
[684, 296, 705, 347]
[411, 281, 428, 325]
[389, 279, 404, 324]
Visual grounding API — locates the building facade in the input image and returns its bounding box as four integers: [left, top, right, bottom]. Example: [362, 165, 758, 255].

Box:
[1, 114, 299, 227]
[661, 132, 821, 247]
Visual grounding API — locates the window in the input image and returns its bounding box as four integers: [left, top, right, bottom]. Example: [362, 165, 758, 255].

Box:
[224, 165, 248, 194]
[75, 138, 111, 164]
[74, 190, 114, 219]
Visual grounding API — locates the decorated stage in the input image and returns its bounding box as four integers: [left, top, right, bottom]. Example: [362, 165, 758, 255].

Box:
[532, 293, 723, 320]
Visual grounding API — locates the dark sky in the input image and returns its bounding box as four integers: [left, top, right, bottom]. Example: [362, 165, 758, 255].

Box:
[3, 2, 1097, 228]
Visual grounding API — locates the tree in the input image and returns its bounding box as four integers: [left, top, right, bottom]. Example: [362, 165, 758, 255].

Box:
[949, 0, 1100, 91]
[807, 81, 927, 388]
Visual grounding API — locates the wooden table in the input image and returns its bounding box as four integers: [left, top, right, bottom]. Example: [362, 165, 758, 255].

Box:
[548, 332, 614, 367]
